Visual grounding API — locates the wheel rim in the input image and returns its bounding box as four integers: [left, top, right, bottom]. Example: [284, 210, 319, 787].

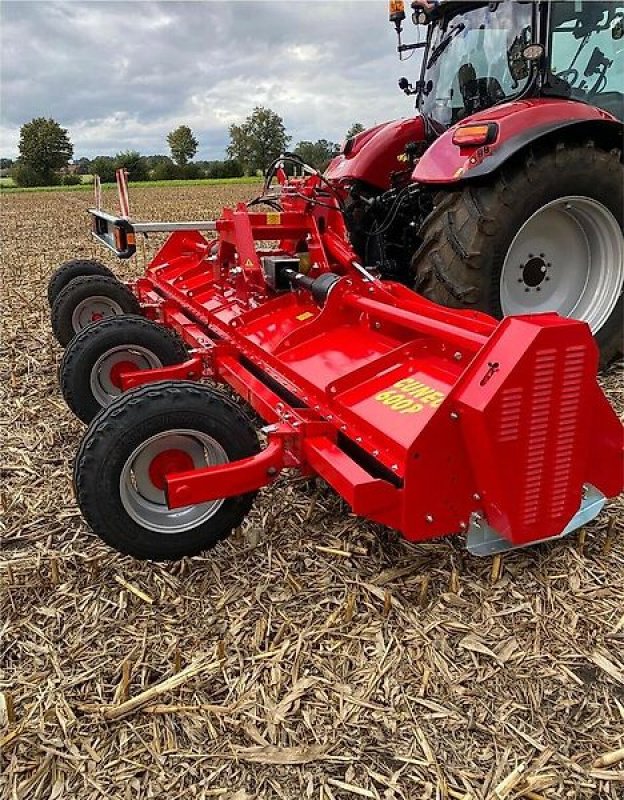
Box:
[119, 429, 228, 534]
[89, 345, 163, 407]
[71, 296, 124, 332]
[500, 196, 624, 333]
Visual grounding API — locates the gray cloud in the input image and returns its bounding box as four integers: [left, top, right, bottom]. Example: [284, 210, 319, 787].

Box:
[0, 0, 420, 159]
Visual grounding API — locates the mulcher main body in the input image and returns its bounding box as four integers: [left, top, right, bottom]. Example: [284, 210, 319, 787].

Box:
[76, 171, 623, 557]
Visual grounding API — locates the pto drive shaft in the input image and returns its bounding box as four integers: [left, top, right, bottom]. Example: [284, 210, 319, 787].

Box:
[284, 269, 340, 304]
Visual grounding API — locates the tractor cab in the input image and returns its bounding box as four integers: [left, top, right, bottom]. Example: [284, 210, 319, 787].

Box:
[391, 1, 624, 126]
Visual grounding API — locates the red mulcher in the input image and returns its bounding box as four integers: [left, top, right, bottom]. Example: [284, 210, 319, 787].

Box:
[48, 166, 623, 561]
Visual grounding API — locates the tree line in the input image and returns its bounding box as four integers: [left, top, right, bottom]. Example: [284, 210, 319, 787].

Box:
[4, 110, 367, 188]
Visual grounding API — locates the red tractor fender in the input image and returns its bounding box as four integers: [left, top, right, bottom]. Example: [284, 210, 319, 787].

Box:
[325, 116, 426, 190]
[411, 98, 622, 185]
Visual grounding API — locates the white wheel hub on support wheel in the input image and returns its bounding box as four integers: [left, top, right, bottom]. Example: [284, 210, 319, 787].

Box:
[119, 429, 228, 534]
[89, 345, 162, 407]
[71, 295, 124, 332]
[500, 196, 624, 333]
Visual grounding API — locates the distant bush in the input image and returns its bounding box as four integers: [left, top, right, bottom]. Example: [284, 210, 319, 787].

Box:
[61, 173, 82, 186]
[12, 164, 55, 187]
[181, 163, 203, 180]
[91, 156, 116, 183]
[151, 159, 181, 181]
[144, 154, 173, 172]
[73, 158, 92, 175]
[114, 150, 149, 182]
[207, 159, 244, 179]
[150, 161, 205, 181]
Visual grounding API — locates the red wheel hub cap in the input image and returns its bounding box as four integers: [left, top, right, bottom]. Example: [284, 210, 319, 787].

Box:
[109, 359, 139, 389]
[148, 449, 195, 491]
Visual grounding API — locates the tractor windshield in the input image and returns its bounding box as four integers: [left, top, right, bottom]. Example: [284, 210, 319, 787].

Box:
[419, 2, 534, 126]
[550, 1, 624, 120]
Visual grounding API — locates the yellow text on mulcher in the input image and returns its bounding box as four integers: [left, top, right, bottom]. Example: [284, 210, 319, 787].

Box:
[374, 377, 446, 414]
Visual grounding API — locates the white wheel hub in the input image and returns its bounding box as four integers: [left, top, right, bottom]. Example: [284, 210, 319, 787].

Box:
[500, 196, 623, 333]
[71, 295, 124, 332]
[89, 345, 163, 407]
[119, 429, 228, 534]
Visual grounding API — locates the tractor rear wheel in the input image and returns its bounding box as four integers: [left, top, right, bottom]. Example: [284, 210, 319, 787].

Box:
[413, 141, 623, 366]
[59, 315, 188, 423]
[74, 381, 260, 560]
[47, 259, 116, 307]
[51, 275, 141, 347]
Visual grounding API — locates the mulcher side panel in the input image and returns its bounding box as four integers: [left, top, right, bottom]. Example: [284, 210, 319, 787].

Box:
[400, 410, 479, 542]
[453, 316, 599, 545]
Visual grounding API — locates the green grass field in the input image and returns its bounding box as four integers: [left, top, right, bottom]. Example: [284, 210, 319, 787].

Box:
[0, 176, 260, 193]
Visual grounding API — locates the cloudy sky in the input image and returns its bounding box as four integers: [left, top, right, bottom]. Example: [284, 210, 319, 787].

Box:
[0, 0, 421, 160]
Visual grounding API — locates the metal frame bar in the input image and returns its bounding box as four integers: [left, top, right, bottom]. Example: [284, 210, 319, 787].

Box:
[133, 221, 218, 233]
[88, 209, 217, 234]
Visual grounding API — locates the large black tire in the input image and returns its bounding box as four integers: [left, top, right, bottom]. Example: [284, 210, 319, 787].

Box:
[47, 259, 116, 307]
[74, 381, 260, 560]
[413, 140, 624, 366]
[60, 315, 189, 423]
[51, 275, 141, 347]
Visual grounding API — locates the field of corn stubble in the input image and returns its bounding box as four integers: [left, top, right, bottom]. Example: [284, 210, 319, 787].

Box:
[1, 185, 623, 800]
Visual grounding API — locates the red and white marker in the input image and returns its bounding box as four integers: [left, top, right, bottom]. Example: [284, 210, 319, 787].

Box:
[116, 168, 131, 218]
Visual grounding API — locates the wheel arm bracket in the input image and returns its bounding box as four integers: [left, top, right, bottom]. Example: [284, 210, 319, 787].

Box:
[118, 355, 205, 390]
[164, 435, 287, 508]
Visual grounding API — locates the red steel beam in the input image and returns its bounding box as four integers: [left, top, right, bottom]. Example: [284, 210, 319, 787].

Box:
[165, 437, 286, 508]
[344, 294, 489, 351]
[118, 356, 205, 391]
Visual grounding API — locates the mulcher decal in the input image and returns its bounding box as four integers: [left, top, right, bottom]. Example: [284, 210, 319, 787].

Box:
[374, 377, 446, 414]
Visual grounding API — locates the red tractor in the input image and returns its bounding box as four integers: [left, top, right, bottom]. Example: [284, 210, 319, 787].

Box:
[325, 0, 624, 364]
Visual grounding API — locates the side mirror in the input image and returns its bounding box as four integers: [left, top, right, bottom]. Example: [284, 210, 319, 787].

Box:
[398, 77, 418, 95]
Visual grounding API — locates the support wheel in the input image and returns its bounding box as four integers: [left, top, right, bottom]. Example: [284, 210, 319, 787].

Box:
[51, 275, 141, 347]
[59, 315, 189, 423]
[74, 381, 260, 560]
[47, 259, 116, 307]
[413, 140, 624, 366]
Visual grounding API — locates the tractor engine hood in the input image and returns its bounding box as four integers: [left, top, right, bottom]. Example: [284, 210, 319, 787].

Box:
[325, 116, 426, 191]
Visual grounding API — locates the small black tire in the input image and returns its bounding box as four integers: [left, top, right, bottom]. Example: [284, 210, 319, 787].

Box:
[60, 315, 189, 423]
[51, 275, 141, 347]
[47, 259, 117, 307]
[74, 381, 260, 560]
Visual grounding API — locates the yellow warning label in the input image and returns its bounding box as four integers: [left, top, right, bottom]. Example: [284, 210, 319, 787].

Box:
[245, 258, 255, 267]
[266, 212, 281, 225]
[374, 377, 445, 414]
[296, 311, 314, 322]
